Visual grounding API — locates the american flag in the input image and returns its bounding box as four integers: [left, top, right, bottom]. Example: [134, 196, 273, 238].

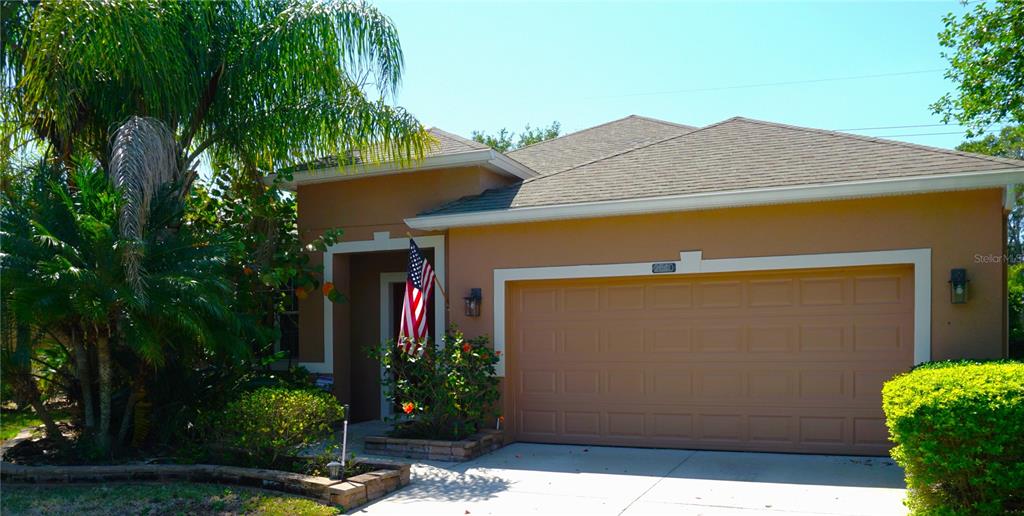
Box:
[399, 239, 434, 354]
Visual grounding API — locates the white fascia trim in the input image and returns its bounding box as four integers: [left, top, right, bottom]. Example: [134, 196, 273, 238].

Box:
[276, 149, 537, 190]
[298, 233, 446, 374]
[407, 168, 1024, 230]
[492, 248, 932, 376]
[487, 152, 538, 180]
[378, 271, 407, 419]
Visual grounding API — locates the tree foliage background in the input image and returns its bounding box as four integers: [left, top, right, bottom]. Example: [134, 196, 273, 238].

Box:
[933, 0, 1023, 137]
[472, 122, 561, 153]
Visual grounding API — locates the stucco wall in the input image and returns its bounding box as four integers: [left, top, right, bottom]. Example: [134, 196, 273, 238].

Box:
[297, 183, 1007, 417]
[296, 165, 515, 363]
[442, 188, 1006, 436]
[298, 165, 514, 242]
[447, 188, 1007, 362]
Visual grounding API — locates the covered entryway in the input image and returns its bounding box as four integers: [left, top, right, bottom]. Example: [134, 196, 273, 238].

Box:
[508, 265, 913, 455]
[339, 248, 435, 423]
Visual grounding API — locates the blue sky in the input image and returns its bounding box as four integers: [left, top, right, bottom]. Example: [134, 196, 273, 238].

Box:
[374, 1, 984, 149]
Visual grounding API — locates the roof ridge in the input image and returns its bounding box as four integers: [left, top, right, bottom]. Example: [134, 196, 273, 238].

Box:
[628, 114, 697, 130]
[428, 127, 489, 150]
[729, 117, 1024, 167]
[506, 115, 639, 155]
[507, 114, 692, 157]
[525, 116, 746, 183]
[537, 115, 1022, 184]
[514, 122, 713, 187]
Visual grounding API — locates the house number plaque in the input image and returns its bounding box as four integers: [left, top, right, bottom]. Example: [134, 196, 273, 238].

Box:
[651, 262, 676, 274]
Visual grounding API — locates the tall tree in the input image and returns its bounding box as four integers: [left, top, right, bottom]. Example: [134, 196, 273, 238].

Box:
[472, 122, 561, 153]
[0, 0, 430, 454]
[932, 0, 1024, 136]
[1, 0, 431, 176]
[957, 125, 1024, 161]
[958, 125, 1024, 263]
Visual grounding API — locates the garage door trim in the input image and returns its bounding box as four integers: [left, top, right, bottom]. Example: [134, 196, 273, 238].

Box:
[492, 248, 931, 376]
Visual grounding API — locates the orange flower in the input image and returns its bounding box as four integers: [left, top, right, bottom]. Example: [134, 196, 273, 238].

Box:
[495, 350, 501, 356]
[322, 282, 335, 296]
[294, 286, 308, 300]
[462, 343, 472, 353]
[402, 402, 415, 414]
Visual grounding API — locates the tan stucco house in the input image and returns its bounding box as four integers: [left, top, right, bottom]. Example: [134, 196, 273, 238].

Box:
[287, 115, 1024, 456]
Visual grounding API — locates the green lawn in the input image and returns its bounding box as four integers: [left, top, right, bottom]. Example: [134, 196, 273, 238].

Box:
[0, 408, 71, 442]
[1, 410, 47, 441]
[1, 483, 341, 516]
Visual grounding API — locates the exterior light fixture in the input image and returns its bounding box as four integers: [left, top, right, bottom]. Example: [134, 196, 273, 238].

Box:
[949, 268, 968, 304]
[326, 461, 344, 480]
[464, 288, 482, 317]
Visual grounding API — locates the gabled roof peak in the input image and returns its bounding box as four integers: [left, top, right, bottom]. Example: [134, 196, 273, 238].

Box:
[506, 114, 696, 175]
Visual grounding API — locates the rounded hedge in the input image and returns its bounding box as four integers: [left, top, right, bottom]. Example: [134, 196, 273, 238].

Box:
[882, 361, 1024, 514]
[202, 387, 345, 469]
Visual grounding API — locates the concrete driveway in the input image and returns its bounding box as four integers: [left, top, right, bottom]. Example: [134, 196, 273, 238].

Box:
[353, 443, 907, 515]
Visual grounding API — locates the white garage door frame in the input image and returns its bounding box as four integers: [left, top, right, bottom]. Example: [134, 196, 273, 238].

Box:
[492, 248, 931, 376]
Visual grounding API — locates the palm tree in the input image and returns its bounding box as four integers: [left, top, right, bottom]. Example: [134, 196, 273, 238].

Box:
[1, 0, 431, 453]
[1, 161, 250, 451]
[1, 0, 431, 176]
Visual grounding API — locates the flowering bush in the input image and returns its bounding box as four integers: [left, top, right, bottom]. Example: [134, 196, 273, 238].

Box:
[373, 329, 500, 440]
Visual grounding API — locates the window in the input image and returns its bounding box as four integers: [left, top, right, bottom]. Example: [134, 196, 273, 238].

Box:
[277, 283, 299, 358]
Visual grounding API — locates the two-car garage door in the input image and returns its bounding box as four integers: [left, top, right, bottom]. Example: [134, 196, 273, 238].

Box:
[508, 265, 913, 456]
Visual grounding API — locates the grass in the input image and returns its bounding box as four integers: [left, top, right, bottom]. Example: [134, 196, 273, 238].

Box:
[1, 409, 52, 441]
[1, 482, 341, 516]
[0, 408, 71, 442]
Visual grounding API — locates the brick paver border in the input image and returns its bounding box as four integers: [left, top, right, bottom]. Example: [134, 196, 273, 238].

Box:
[0, 458, 410, 511]
[364, 428, 505, 461]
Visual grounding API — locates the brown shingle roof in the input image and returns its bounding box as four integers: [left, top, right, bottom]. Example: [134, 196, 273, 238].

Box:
[507, 115, 696, 175]
[421, 117, 1024, 216]
[427, 127, 490, 154]
[291, 127, 487, 172]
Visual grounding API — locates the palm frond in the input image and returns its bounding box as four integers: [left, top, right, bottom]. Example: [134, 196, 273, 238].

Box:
[109, 116, 179, 296]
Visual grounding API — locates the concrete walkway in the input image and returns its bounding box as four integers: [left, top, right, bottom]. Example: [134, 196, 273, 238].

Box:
[349, 437, 907, 515]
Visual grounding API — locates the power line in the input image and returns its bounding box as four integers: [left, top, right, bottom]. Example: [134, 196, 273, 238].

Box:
[589, 69, 944, 99]
[866, 131, 968, 138]
[835, 123, 958, 131]
[842, 121, 1008, 138]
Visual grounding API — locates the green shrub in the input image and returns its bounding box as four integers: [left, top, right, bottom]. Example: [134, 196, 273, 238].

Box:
[373, 329, 500, 440]
[302, 444, 371, 478]
[202, 387, 344, 469]
[1010, 264, 1024, 358]
[882, 360, 1024, 514]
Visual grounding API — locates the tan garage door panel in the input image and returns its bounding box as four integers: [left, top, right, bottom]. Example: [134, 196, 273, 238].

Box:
[509, 265, 913, 455]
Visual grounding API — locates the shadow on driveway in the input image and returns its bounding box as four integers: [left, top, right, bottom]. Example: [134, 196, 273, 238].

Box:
[390, 467, 511, 501]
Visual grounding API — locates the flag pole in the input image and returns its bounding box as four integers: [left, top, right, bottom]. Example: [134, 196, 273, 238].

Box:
[405, 232, 449, 304]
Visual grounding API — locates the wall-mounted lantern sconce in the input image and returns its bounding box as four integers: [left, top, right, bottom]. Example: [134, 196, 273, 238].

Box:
[949, 268, 968, 304]
[464, 288, 482, 317]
